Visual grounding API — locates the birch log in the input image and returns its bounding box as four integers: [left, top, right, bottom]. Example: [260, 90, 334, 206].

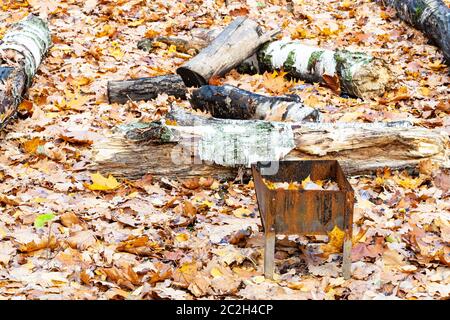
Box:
[190, 84, 321, 122]
[383, 0, 450, 62]
[0, 14, 51, 129]
[258, 40, 393, 99]
[90, 107, 448, 180]
[176, 17, 279, 87]
[107, 74, 187, 104]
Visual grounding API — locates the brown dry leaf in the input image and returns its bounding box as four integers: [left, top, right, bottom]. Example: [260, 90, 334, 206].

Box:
[322, 74, 341, 94]
[59, 130, 96, 145]
[18, 236, 58, 253]
[173, 262, 199, 287]
[383, 249, 406, 267]
[199, 177, 214, 188]
[0, 241, 16, 265]
[208, 75, 224, 86]
[80, 270, 91, 285]
[0, 194, 19, 206]
[433, 170, 450, 192]
[18, 100, 33, 116]
[351, 237, 385, 261]
[182, 177, 200, 190]
[418, 159, 437, 176]
[188, 274, 211, 297]
[228, 227, 252, 247]
[182, 200, 197, 218]
[148, 262, 173, 285]
[380, 86, 410, 104]
[60, 212, 80, 227]
[67, 230, 96, 250]
[229, 6, 249, 17]
[116, 236, 163, 257]
[99, 264, 141, 290]
[436, 100, 450, 113]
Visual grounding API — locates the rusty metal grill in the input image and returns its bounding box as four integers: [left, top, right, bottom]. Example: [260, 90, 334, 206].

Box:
[252, 160, 355, 279]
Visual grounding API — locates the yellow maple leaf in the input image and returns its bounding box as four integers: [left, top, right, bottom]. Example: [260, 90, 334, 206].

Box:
[179, 262, 197, 275]
[263, 179, 276, 190]
[165, 119, 177, 126]
[58, 90, 90, 111]
[419, 87, 430, 96]
[321, 225, 346, 256]
[394, 175, 423, 189]
[87, 172, 120, 191]
[72, 76, 93, 87]
[287, 181, 299, 190]
[109, 41, 124, 60]
[315, 179, 324, 187]
[128, 19, 145, 27]
[210, 267, 223, 278]
[233, 207, 252, 218]
[167, 44, 177, 53]
[96, 24, 116, 38]
[301, 175, 311, 189]
[175, 233, 189, 242]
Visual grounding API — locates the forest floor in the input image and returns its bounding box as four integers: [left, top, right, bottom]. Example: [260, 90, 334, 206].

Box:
[0, 0, 449, 300]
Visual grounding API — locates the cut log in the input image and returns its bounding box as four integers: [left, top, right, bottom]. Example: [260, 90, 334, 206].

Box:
[383, 0, 450, 62]
[107, 74, 187, 104]
[176, 17, 279, 87]
[258, 39, 393, 99]
[90, 107, 448, 180]
[0, 14, 51, 129]
[114, 39, 391, 105]
[137, 36, 210, 55]
[190, 84, 321, 122]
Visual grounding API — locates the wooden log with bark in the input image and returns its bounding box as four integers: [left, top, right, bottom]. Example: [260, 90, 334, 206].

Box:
[90, 107, 448, 180]
[110, 35, 393, 104]
[190, 84, 321, 122]
[176, 17, 279, 87]
[107, 74, 187, 104]
[382, 0, 450, 62]
[258, 40, 393, 99]
[0, 14, 51, 130]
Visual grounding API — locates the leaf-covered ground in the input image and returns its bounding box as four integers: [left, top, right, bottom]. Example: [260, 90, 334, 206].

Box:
[0, 0, 449, 300]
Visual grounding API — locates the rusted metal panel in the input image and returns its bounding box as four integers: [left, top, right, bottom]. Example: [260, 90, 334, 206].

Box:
[252, 160, 354, 235]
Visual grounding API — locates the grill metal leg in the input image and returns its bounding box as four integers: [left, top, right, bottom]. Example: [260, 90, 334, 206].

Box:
[264, 228, 275, 279]
[342, 237, 352, 279]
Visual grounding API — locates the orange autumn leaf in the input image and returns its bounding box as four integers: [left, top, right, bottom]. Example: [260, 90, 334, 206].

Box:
[144, 29, 159, 38]
[322, 74, 341, 94]
[22, 137, 45, 154]
[96, 24, 117, 38]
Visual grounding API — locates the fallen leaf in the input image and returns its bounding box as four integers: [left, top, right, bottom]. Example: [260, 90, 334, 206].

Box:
[233, 207, 252, 218]
[86, 172, 121, 191]
[23, 137, 45, 155]
[34, 213, 55, 228]
[67, 230, 96, 250]
[59, 212, 80, 227]
[321, 225, 346, 256]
